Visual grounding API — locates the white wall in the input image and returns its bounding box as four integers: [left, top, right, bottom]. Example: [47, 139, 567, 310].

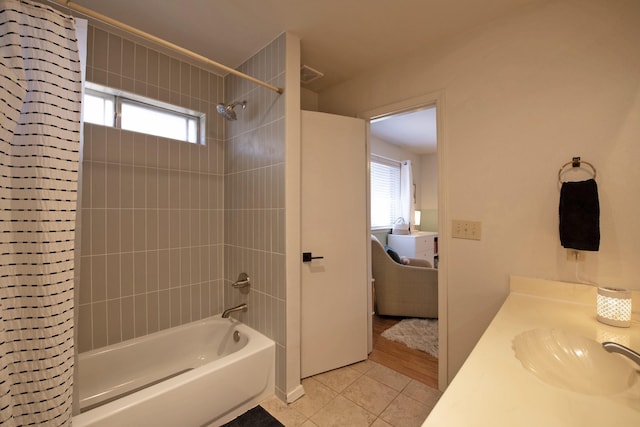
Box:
[319, 0, 640, 382]
[420, 153, 437, 210]
[301, 87, 319, 111]
[284, 33, 303, 402]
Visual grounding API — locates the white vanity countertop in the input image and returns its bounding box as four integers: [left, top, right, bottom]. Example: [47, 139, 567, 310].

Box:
[422, 276, 640, 427]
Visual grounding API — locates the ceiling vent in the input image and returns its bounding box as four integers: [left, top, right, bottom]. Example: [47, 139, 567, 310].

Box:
[300, 65, 324, 85]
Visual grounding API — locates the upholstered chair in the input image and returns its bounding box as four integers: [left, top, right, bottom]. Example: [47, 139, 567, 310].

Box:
[371, 235, 438, 318]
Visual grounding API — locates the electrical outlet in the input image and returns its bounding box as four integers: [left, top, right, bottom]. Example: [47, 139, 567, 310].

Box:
[452, 220, 482, 240]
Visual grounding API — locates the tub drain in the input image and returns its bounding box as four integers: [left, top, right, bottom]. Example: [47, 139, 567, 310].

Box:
[233, 330, 240, 342]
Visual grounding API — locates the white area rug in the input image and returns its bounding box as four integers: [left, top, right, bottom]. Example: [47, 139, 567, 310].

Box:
[381, 318, 438, 358]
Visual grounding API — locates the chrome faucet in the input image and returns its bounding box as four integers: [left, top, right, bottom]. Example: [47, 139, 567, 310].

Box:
[222, 303, 248, 318]
[602, 342, 640, 367]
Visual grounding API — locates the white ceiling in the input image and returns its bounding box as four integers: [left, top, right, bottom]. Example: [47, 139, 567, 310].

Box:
[371, 107, 437, 155]
[62, 0, 540, 153]
[67, 0, 539, 91]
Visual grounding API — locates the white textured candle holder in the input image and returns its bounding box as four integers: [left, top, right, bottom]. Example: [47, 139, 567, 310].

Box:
[597, 287, 632, 328]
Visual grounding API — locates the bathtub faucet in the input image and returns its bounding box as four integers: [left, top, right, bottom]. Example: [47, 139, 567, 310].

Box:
[222, 303, 248, 318]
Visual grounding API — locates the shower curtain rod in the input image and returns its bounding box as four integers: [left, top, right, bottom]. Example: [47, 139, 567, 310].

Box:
[49, 0, 284, 94]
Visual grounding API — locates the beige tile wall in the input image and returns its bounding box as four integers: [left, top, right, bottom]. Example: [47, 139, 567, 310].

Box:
[78, 25, 226, 352]
[78, 24, 290, 398]
[224, 34, 288, 397]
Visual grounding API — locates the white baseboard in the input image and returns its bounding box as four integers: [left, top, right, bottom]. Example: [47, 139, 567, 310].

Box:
[286, 384, 305, 403]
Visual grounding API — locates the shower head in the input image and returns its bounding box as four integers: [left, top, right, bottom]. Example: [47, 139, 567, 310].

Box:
[216, 101, 247, 121]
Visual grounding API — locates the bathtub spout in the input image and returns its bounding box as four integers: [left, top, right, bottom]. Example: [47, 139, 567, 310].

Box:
[222, 303, 248, 318]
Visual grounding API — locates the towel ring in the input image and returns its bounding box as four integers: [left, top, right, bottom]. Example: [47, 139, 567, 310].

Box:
[558, 157, 596, 185]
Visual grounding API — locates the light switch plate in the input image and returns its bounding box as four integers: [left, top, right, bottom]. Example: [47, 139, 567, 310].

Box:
[452, 220, 482, 240]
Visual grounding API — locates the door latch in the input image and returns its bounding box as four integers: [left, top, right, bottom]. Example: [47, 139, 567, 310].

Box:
[302, 252, 324, 263]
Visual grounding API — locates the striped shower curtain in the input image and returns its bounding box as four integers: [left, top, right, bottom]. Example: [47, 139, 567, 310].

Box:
[0, 1, 81, 425]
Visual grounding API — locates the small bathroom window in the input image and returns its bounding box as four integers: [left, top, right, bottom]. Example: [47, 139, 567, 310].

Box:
[83, 82, 205, 144]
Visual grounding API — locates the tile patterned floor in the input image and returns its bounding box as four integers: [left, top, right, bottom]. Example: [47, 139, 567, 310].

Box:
[261, 360, 442, 427]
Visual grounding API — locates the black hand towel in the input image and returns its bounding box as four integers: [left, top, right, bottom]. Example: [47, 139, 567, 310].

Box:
[559, 178, 600, 251]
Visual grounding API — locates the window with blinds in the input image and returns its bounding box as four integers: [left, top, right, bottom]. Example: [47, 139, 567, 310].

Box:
[370, 156, 401, 229]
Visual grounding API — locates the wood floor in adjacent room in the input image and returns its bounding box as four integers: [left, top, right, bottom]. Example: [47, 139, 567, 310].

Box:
[369, 314, 439, 389]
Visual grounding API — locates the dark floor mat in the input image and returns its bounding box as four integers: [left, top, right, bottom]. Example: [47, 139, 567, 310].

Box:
[221, 405, 284, 427]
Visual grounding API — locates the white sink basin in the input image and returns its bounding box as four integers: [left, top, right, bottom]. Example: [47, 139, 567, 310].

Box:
[512, 328, 638, 395]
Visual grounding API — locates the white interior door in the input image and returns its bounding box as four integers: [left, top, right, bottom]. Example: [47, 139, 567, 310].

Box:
[300, 111, 368, 378]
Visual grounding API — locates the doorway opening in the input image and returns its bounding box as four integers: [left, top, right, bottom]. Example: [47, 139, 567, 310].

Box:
[366, 103, 439, 389]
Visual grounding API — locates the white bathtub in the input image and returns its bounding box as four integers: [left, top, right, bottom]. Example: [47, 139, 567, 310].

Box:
[73, 316, 275, 427]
